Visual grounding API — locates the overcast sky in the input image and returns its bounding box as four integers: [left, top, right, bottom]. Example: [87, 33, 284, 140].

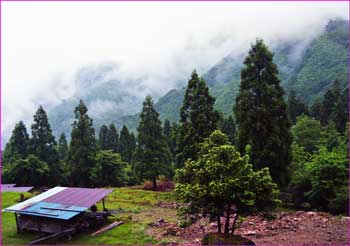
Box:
[1, 1, 348, 145]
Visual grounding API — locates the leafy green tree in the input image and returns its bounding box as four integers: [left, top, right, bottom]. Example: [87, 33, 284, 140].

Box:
[69, 100, 97, 187]
[118, 125, 134, 163]
[176, 70, 219, 168]
[58, 133, 69, 161]
[291, 115, 322, 154]
[90, 150, 131, 187]
[220, 116, 236, 145]
[31, 106, 58, 164]
[98, 125, 109, 150]
[306, 144, 348, 214]
[234, 39, 292, 186]
[175, 130, 279, 234]
[107, 123, 119, 152]
[5, 155, 50, 187]
[287, 90, 309, 124]
[2, 121, 30, 165]
[133, 96, 173, 189]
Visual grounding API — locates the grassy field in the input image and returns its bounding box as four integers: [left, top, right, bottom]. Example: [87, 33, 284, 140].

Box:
[2, 188, 177, 245]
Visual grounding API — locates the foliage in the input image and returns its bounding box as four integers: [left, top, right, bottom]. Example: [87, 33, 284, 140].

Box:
[2, 121, 30, 165]
[5, 155, 50, 187]
[69, 100, 97, 187]
[99, 124, 109, 150]
[133, 96, 173, 189]
[58, 133, 69, 161]
[291, 115, 322, 153]
[175, 130, 279, 234]
[220, 116, 236, 145]
[234, 39, 292, 186]
[107, 123, 119, 152]
[118, 125, 135, 163]
[90, 150, 132, 187]
[287, 90, 309, 124]
[176, 70, 219, 168]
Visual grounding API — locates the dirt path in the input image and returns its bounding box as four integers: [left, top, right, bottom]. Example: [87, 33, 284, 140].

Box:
[146, 205, 349, 244]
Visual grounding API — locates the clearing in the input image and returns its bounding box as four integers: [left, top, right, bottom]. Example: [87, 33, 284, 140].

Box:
[2, 188, 349, 245]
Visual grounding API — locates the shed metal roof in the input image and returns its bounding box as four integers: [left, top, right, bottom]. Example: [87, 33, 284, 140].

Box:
[43, 187, 113, 208]
[16, 201, 86, 220]
[4, 187, 113, 220]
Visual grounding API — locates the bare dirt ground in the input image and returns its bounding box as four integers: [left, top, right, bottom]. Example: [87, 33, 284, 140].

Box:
[145, 202, 349, 245]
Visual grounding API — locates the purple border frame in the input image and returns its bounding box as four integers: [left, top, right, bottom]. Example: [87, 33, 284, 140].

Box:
[0, 1, 349, 246]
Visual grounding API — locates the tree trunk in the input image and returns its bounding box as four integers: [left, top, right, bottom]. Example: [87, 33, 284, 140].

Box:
[230, 211, 238, 235]
[224, 205, 231, 234]
[217, 214, 221, 233]
[152, 176, 157, 190]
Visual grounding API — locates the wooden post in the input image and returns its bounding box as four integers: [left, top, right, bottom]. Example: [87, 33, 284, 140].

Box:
[14, 213, 20, 233]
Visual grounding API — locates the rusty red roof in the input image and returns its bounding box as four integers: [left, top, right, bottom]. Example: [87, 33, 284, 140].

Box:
[42, 187, 113, 208]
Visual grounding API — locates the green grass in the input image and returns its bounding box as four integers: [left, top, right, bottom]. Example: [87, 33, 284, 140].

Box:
[2, 188, 176, 245]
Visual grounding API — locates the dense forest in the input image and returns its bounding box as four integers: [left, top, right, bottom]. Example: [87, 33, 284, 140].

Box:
[2, 37, 349, 236]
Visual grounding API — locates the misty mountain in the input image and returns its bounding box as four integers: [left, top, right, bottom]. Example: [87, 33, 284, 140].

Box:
[154, 19, 349, 122]
[42, 19, 348, 140]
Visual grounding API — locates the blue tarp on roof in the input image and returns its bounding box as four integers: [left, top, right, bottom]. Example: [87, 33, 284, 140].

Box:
[17, 201, 87, 220]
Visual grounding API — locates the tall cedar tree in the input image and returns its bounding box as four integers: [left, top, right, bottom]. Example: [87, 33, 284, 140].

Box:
[176, 70, 219, 168]
[3, 121, 30, 165]
[287, 90, 309, 124]
[118, 125, 134, 163]
[133, 96, 173, 189]
[221, 116, 236, 145]
[69, 100, 97, 187]
[234, 39, 292, 186]
[31, 106, 61, 184]
[31, 106, 58, 164]
[58, 133, 69, 160]
[320, 89, 335, 126]
[99, 125, 109, 150]
[107, 123, 119, 152]
[163, 119, 173, 160]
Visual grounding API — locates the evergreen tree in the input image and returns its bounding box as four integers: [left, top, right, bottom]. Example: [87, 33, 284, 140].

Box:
[320, 89, 335, 125]
[3, 121, 30, 165]
[107, 123, 119, 152]
[310, 98, 322, 120]
[163, 119, 174, 160]
[234, 39, 292, 186]
[98, 125, 109, 150]
[58, 133, 69, 161]
[118, 125, 134, 163]
[69, 100, 97, 187]
[31, 106, 58, 164]
[220, 116, 236, 145]
[287, 90, 309, 124]
[133, 96, 173, 189]
[333, 86, 348, 134]
[176, 70, 219, 168]
[169, 122, 180, 160]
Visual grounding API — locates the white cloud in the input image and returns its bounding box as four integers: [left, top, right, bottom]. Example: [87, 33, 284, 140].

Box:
[1, 1, 348, 145]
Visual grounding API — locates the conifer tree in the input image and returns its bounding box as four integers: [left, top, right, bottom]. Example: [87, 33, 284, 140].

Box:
[31, 106, 58, 164]
[287, 90, 309, 124]
[69, 100, 97, 187]
[310, 99, 322, 120]
[118, 125, 134, 163]
[320, 89, 335, 126]
[234, 39, 292, 186]
[58, 133, 69, 161]
[176, 70, 219, 168]
[133, 96, 173, 189]
[99, 125, 109, 150]
[221, 116, 236, 145]
[3, 121, 30, 165]
[107, 123, 119, 152]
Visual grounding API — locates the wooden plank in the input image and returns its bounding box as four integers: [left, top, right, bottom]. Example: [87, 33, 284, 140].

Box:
[40, 207, 84, 213]
[90, 221, 123, 236]
[28, 228, 75, 245]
